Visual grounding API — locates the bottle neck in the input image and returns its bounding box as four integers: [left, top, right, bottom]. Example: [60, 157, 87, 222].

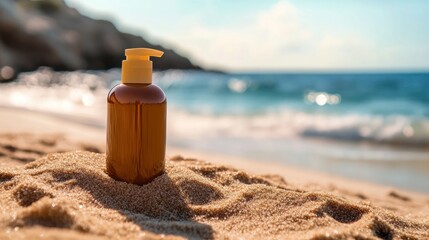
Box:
[121, 60, 153, 84]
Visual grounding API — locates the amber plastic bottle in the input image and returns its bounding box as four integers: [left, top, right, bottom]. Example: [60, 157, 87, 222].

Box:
[106, 48, 166, 185]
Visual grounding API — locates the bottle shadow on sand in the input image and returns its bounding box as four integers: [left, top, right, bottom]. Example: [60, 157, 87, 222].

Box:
[51, 168, 214, 239]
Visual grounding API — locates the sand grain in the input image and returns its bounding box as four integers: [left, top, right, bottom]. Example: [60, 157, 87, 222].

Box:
[0, 150, 428, 239]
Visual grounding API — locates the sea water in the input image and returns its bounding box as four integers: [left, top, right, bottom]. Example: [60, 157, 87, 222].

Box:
[1, 68, 429, 192]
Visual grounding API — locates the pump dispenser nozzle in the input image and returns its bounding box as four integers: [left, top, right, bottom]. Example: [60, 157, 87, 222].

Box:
[121, 48, 164, 84]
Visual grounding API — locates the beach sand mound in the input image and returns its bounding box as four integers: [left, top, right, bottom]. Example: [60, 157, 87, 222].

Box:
[0, 133, 102, 167]
[0, 151, 428, 240]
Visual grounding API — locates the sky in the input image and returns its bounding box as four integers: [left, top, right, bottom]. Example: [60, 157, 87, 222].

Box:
[65, 0, 429, 72]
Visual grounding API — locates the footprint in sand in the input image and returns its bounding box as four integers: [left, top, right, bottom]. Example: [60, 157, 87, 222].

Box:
[0, 171, 15, 182]
[178, 179, 224, 205]
[371, 218, 393, 240]
[13, 183, 54, 207]
[388, 191, 411, 202]
[315, 199, 367, 223]
[12, 198, 77, 229]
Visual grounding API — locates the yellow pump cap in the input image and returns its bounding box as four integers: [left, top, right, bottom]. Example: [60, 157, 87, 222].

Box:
[121, 48, 164, 84]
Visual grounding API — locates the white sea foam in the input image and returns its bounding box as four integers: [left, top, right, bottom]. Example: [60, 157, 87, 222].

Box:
[167, 107, 429, 145]
[1, 68, 428, 147]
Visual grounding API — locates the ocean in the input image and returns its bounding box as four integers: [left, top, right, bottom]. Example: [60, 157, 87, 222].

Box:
[1, 68, 429, 192]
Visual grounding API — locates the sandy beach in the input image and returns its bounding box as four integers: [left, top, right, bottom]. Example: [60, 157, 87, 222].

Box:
[2, 1, 429, 239]
[0, 107, 428, 239]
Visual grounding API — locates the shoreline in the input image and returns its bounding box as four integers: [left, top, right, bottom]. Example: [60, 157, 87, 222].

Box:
[1, 106, 428, 200]
[1, 106, 429, 239]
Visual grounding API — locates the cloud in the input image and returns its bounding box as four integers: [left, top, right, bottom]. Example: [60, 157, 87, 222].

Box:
[179, 1, 312, 70]
[171, 0, 427, 71]
[178, 0, 377, 71]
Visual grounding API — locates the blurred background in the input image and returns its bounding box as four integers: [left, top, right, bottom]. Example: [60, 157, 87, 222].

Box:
[1, 0, 429, 192]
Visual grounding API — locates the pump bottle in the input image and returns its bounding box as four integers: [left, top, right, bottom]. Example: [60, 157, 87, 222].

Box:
[106, 48, 166, 185]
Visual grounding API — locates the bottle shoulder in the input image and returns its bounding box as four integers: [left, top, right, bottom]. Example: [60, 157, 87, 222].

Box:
[108, 83, 166, 104]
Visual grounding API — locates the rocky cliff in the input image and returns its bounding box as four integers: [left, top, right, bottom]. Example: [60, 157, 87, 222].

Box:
[0, 0, 202, 81]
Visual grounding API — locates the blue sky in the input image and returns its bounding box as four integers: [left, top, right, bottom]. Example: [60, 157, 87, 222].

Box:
[66, 0, 429, 72]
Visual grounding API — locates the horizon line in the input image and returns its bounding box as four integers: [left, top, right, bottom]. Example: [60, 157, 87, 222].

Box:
[226, 68, 429, 75]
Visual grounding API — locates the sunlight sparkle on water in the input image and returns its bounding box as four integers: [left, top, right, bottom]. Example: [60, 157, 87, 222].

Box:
[0, 66, 14, 80]
[306, 91, 341, 106]
[228, 78, 247, 93]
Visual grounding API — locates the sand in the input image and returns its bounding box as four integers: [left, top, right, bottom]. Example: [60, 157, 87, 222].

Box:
[1, 108, 429, 239]
[0, 135, 428, 239]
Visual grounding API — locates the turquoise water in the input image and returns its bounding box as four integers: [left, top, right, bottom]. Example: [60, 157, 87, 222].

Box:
[157, 71, 429, 145]
[1, 69, 429, 192]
